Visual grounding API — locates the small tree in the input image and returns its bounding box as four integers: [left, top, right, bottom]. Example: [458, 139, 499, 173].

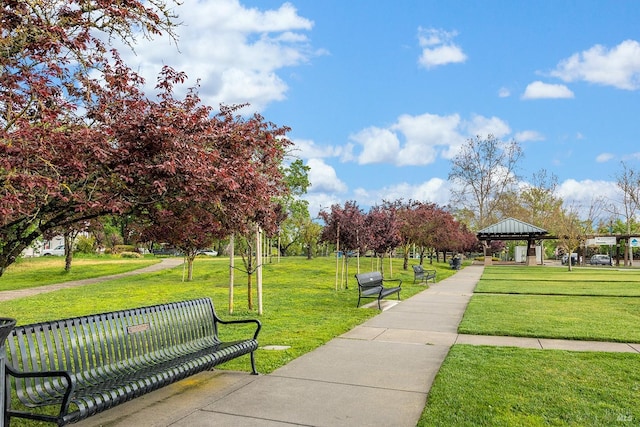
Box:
[365, 202, 402, 275]
[319, 201, 366, 289]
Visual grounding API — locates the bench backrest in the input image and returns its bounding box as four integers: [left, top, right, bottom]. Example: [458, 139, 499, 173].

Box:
[355, 271, 384, 289]
[5, 298, 219, 379]
[412, 265, 424, 274]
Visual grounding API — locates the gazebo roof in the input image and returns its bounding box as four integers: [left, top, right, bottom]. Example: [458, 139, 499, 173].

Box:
[477, 218, 548, 240]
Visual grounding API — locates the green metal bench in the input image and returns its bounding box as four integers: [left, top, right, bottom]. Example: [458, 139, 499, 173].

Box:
[412, 265, 437, 283]
[354, 271, 401, 309]
[4, 298, 260, 426]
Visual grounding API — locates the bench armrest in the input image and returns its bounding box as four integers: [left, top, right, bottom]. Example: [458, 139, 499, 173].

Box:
[215, 318, 262, 340]
[5, 364, 76, 417]
[382, 278, 402, 287]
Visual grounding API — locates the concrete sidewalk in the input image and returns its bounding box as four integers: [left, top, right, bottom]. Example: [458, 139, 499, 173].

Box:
[74, 264, 640, 426]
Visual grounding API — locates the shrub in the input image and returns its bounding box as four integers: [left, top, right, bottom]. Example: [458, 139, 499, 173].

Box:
[76, 236, 96, 254]
[120, 251, 142, 259]
[112, 245, 136, 254]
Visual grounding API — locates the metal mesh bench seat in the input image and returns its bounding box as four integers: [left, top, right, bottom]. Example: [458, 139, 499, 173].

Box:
[354, 271, 401, 309]
[4, 298, 261, 426]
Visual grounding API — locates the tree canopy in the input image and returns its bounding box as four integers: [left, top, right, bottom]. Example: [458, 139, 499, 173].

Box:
[449, 134, 523, 229]
[0, 0, 291, 276]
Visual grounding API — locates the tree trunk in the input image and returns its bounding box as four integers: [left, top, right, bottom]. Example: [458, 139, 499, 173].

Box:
[186, 255, 195, 281]
[64, 233, 75, 272]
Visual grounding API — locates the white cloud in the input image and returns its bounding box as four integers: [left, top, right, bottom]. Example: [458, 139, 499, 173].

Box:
[464, 115, 511, 139]
[353, 178, 451, 208]
[557, 178, 618, 203]
[117, 0, 316, 111]
[515, 130, 545, 142]
[347, 113, 513, 166]
[551, 39, 640, 90]
[498, 87, 511, 98]
[306, 158, 347, 193]
[596, 153, 615, 163]
[522, 81, 575, 99]
[291, 138, 341, 159]
[351, 127, 401, 165]
[417, 28, 467, 69]
[556, 179, 622, 221]
[303, 193, 342, 218]
[393, 113, 463, 165]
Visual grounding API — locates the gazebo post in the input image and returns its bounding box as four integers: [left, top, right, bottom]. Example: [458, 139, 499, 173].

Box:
[526, 238, 536, 266]
[484, 240, 493, 266]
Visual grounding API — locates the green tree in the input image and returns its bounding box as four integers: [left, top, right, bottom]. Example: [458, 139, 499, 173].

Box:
[276, 159, 311, 256]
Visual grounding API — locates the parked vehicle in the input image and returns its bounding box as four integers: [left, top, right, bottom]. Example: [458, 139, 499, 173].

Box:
[589, 254, 612, 266]
[197, 249, 218, 256]
[41, 245, 65, 256]
[561, 253, 578, 265]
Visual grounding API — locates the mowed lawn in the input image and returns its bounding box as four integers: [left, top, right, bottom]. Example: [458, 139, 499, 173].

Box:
[419, 265, 640, 426]
[0, 255, 454, 374]
[459, 266, 640, 342]
[1, 255, 160, 291]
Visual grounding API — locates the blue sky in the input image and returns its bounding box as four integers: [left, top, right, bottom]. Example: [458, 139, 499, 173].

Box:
[122, 0, 640, 219]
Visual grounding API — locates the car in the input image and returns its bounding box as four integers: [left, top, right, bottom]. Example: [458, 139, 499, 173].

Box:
[589, 254, 612, 266]
[561, 253, 578, 265]
[197, 249, 218, 256]
[41, 244, 65, 256]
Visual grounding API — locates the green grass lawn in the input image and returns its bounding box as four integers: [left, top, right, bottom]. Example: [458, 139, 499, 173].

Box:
[476, 266, 640, 296]
[419, 345, 640, 426]
[0, 256, 453, 373]
[5, 260, 640, 426]
[418, 265, 640, 426]
[460, 266, 640, 342]
[1, 255, 160, 291]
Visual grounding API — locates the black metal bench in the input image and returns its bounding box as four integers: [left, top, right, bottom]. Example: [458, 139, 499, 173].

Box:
[4, 298, 261, 426]
[354, 271, 401, 309]
[412, 265, 437, 284]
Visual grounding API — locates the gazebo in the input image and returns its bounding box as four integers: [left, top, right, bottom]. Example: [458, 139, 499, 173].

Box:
[477, 218, 549, 266]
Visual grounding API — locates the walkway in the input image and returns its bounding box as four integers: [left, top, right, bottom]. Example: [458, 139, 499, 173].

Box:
[0, 257, 183, 302]
[73, 264, 640, 427]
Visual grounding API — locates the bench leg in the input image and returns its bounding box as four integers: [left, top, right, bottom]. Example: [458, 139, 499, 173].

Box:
[250, 351, 259, 375]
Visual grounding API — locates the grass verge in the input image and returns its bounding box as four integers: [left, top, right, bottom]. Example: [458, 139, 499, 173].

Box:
[419, 345, 640, 426]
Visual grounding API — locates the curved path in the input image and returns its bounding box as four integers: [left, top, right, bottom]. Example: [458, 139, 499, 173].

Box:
[0, 257, 184, 302]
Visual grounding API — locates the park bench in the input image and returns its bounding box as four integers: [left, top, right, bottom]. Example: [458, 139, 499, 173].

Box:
[354, 271, 402, 309]
[412, 265, 437, 284]
[4, 297, 261, 426]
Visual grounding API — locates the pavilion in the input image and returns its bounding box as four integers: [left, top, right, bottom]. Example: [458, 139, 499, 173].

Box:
[477, 218, 549, 266]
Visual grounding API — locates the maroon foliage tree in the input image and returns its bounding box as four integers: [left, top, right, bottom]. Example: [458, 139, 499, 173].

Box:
[0, 0, 178, 276]
[319, 201, 366, 289]
[319, 201, 367, 255]
[0, 1, 292, 281]
[365, 202, 402, 273]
